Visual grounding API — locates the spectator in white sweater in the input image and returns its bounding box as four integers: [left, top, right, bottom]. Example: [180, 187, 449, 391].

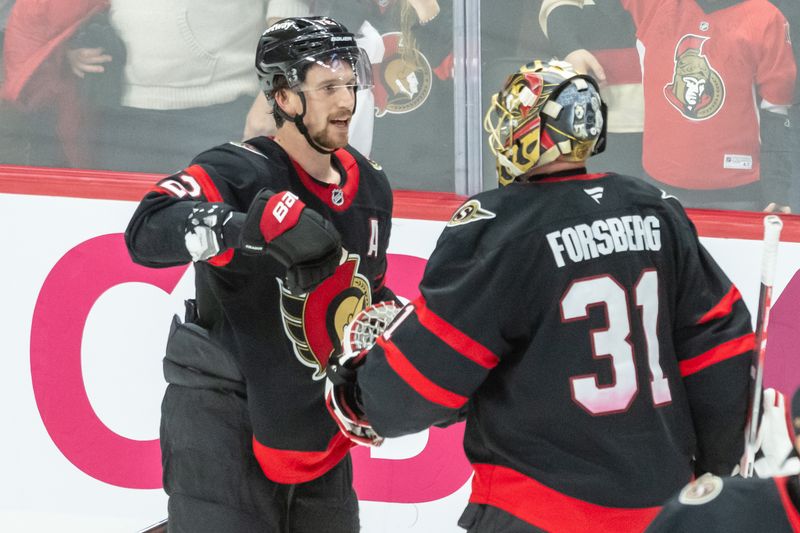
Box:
[87, 0, 272, 172]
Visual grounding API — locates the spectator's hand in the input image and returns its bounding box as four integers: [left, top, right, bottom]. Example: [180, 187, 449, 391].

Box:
[564, 49, 607, 87]
[764, 202, 791, 214]
[407, 0, 440, 25]
[753, 388, 800, 477]
[66, 47, 113, 78]
[243, 92, 277, 140]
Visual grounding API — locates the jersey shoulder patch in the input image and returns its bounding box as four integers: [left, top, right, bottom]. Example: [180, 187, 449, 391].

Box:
[447, 199, 496, 227]
[677, 473, 724, 506]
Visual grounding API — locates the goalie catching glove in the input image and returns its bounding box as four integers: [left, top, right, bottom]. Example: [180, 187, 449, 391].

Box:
[241, 189, 342, 295]
[325, 301, 404, 447]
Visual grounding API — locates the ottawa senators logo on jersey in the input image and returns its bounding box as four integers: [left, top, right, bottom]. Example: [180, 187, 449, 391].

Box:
[664, 34, 725, 120]
[373, 32, 433, 116]
[279, 254, 372, 380]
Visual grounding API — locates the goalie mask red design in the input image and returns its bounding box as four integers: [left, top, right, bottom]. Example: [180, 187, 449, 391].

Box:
[279, 254, 372, 380]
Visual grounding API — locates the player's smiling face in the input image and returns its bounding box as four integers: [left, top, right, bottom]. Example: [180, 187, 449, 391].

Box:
[300, 61, 356, 150]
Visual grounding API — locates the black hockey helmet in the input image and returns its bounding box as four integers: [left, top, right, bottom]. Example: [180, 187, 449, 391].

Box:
[256, 16, 372, 97]
[484, 60, 607, 185]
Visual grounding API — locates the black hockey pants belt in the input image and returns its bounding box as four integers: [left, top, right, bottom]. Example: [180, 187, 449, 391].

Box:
[163, 315, 246, 394]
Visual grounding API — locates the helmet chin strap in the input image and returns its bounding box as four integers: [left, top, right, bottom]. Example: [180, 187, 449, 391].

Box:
[277, 91, 360, 156]
[294, 92, 336, 155]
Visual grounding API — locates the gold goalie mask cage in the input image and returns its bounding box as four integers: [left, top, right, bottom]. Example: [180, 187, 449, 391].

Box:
[484, 60, 607, 186]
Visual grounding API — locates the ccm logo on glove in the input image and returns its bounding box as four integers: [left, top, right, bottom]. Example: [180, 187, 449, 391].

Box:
[263, 191, 305, 241]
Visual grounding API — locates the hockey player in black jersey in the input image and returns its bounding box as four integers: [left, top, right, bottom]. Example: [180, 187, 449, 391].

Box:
[325, 60, 754, 532]
[125, 17, 396, 533]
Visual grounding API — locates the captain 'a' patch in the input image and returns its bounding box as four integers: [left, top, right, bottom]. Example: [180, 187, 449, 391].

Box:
[447, 200, 496, 227]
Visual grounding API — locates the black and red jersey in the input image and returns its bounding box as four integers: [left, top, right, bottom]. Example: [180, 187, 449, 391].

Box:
[646, 475, 800, 532]
[356, 169, 753, 531]
[126, 137, 394, 484]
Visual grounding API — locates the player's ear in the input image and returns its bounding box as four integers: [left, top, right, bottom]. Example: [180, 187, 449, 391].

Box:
[274, 88, 299, 117]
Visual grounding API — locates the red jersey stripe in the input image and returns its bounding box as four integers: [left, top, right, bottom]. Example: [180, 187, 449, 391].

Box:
[183, 164, 223, 202]
[251, 432, 353, 484]
[412, 297, 499, 369]
[679, 333, 755, 377]
[537, 172, 609, 183]
[377, 337, 468, 409]
[775, 477, 800, 531]
[697, 285, 743, 325]
[289, 148, 359, 212]
[181, 165, 233, 266]
[470, 464, 662, 532]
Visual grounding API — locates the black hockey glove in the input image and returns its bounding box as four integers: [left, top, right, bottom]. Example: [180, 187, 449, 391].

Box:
[241, 189, 342, 294]
[184, 202, 238, 262]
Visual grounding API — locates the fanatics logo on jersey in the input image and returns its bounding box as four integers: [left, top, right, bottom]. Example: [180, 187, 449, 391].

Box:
[584, 186, 604, 204]
[678, 473, 724, 506]
[447, 200, 496, 227]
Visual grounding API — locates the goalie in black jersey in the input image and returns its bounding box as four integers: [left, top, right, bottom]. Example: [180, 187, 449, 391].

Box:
[126, 16, 396, 533]
[326, 60, 755, 532]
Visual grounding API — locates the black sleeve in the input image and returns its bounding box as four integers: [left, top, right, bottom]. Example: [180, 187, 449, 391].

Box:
[544, 0, 634, 56]
[125, 143, 274, 268]
[357, 212, 523, 437]
[125, 192, 198, 267]
[545, 5, 586, 56]
[667, 200, 753, 475]
[759, 108, 793, 204]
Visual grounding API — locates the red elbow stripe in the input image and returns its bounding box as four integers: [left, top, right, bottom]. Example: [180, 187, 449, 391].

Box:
[679, 333, 755, 377]
[697, 285, 742, 325]
[184, 164, 223, 202]
[412, 297, 499, 369]
[183, 165, 233, 266]
[378, 337, 468, 409]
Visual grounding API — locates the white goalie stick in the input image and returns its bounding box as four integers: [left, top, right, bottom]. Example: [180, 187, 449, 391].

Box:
[740, 215, 784, 478]
[326, 300, 406, 447]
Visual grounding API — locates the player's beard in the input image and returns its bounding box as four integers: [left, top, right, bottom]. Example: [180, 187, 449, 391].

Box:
[311, 111, 352, 151]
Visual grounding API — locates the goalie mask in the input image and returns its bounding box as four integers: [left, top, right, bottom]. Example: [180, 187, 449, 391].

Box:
[484, 60, 607, 186]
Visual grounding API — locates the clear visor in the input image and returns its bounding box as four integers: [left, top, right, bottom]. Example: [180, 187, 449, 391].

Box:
[287, 48, 373, 94]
